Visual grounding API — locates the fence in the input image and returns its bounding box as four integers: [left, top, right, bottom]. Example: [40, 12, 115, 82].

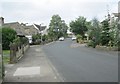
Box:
[9, 42, 29, 64]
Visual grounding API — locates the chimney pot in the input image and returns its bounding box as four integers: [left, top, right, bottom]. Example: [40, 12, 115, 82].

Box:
[0, 17, 4, 26]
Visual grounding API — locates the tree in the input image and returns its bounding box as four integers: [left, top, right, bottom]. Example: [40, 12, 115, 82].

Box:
[90, 18, 101, 44]
[1, 27, 17, 50]
[100, 19, 110, 46]
[69, 16, 88, 39]
[48, 14, 68, 40]
[87, 18, 101, 48]
[108, 17, 119, 47]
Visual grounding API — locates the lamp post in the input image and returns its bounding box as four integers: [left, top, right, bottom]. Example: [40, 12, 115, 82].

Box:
[39, 23, 43, 44]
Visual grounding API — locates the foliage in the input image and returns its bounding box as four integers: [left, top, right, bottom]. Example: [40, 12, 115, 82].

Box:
[32, 34, 52, 45]
[32, 34, 41, 44]
[108, 18, 119, 47]
[76, 34, 82, 43]
[13, 37, 21, 45]
[3, 50, 10, 64]
[1, 27, 17, 50]
[42, 34, 48, 42]
[48, 14, 68, 40]
[87, 40, 95, 47]
[100, 19, 110, 46]
[69, 16, 88, 39]
[87, 18, 101, 48]
[20, 37, 29, 45]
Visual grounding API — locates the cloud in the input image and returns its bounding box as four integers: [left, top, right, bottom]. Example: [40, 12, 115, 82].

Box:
[1, 0, 119, 26]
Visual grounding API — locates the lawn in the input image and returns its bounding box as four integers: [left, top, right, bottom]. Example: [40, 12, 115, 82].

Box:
[3, 50, 10, 64]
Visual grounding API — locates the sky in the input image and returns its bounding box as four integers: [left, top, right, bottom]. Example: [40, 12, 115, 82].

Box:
[0, 0, 119, 27]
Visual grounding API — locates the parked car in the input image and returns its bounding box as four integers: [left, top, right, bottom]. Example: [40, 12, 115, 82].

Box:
[72, 36, 76, 40]
[59, 37, 64, 41]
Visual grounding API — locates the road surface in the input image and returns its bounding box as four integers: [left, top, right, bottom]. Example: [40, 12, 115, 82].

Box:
[42, 38, 118, 82]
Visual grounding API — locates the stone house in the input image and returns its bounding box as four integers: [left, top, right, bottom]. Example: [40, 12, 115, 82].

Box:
[4, 22, 25, 37]
[0, 17, 47, 43]
[33, 24, 47, 35]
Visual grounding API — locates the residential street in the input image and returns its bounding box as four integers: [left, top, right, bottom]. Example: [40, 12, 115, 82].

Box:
[42, 38, 118, 82]
[3, 45, 63, 82]
[3, 38, 118, 82]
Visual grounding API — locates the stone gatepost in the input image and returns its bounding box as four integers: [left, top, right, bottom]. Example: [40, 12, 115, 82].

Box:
[10, 43, 17, 64]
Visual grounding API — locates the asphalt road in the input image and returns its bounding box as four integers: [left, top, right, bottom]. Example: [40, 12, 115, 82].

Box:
[41, 38, 118, 82]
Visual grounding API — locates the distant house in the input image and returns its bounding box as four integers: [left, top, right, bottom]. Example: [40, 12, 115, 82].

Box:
[33, 24, 47, 35]
[0, 17, 25, 37]
[3, 22, 25, 37]
[23, 24, 47, 43]
[23, 24, 39, 44]
[0, 17, 47, 43]
[112, 1, 120, 27]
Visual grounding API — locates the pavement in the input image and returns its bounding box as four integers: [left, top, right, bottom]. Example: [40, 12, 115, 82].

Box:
[3, 45, 63, 82]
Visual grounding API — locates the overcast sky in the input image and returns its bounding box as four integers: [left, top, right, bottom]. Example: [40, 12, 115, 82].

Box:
[0, 0, 119, 27]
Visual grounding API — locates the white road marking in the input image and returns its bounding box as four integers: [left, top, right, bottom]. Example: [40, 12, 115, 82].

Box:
[13, 66, 40, 76]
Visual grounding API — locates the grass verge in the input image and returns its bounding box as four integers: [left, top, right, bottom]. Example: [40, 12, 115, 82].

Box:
[3, 50, 10, 64]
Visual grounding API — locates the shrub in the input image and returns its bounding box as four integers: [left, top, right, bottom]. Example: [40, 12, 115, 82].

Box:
[32, 34, 41, 44]
[2, 27, 17, 50]
[87, 40, 96, 48]
[20, 37, 29, 45]
[76, 34, 83, 43]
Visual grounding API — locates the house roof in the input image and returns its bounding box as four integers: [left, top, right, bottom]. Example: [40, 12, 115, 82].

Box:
[113, 13, 120, 17]
[24, 25, 39, 35]
[34, 24, 46, 31]
[3, 22, 25, 36]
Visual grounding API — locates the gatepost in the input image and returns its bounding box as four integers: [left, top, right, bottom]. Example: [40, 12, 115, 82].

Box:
[0, 17, 4, 84]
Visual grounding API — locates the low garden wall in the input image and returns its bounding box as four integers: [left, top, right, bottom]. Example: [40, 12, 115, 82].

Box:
[95, 45, 118, 51]
[9, 43, 29, 64]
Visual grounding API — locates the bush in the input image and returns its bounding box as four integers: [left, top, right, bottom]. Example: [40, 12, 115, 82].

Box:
[87, 40, 96, 48]
[32, 34, 41, 44]
[76, 34, 83, 43]
[20, 37, 29, 45]
[2, 27, 17, 50]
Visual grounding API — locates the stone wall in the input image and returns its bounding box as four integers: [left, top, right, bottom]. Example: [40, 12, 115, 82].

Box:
[10, 44, 29, 64]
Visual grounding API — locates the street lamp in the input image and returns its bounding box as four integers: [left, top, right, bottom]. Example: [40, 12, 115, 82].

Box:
[40, 31, 43, 44]
[39, 23, 43, 44]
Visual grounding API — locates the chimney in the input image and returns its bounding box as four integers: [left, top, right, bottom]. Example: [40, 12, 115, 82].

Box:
[0, 17, 4, 26]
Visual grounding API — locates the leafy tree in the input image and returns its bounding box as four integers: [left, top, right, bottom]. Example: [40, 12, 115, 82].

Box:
[90, 18, 101, 44]
[69, 16, 88, 39]
[48, 14, 68, 40]
[108, 17, 119, 47]
[86, 18, 101, 48]
[2, 27, 17, 50]
[100, 19, 110, 46]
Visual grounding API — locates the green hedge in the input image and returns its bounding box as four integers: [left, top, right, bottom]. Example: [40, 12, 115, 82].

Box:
[1, 27, 17, 50]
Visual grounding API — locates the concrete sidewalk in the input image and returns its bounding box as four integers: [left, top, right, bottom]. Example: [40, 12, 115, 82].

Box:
[3, 45, 63, 82]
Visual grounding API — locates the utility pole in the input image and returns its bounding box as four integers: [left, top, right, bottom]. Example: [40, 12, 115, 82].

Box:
[117, 2, 120, 34]
[106, 4, 110, 21]
[39, 23, 43, 44]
